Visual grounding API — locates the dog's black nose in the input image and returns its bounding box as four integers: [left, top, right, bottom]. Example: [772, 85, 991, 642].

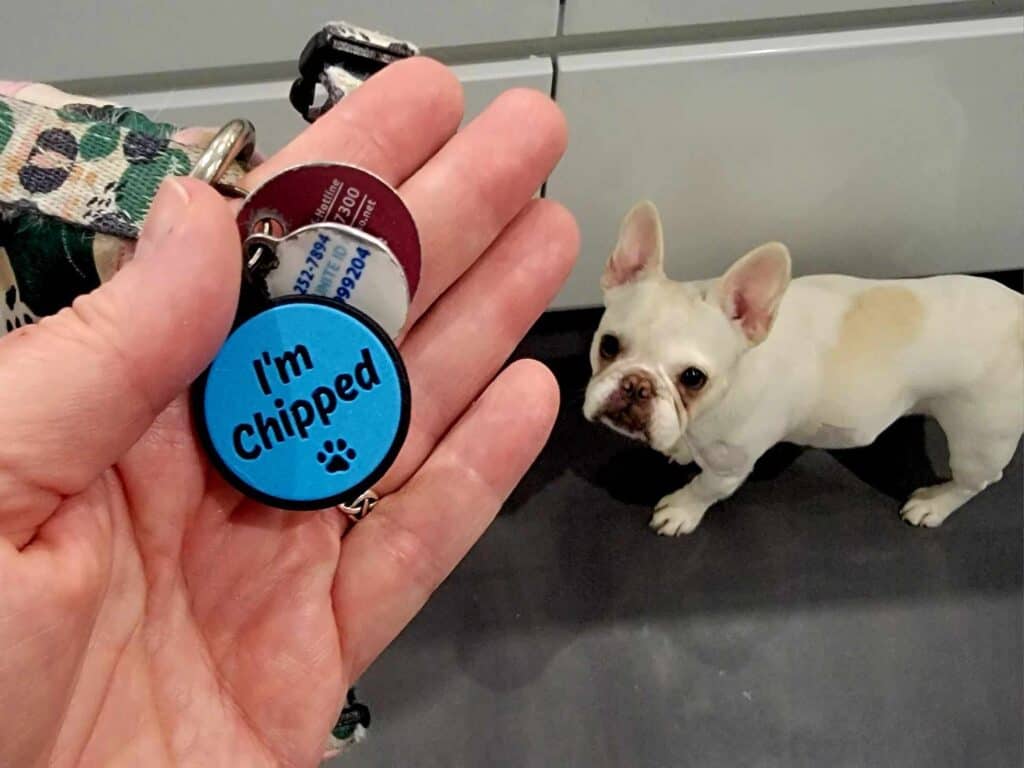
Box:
[621, 372, 654, 402]
[601, 372, 656, 434]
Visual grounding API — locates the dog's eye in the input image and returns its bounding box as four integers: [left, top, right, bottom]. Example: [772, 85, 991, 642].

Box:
[599, 334, 621, 360]
[680, 367, 707, 390]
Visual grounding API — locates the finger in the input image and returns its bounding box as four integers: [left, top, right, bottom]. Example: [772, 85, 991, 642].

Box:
[0, 480, 113, 767]
[334, 359, 559, 678]
[0, 178, 240, 533]
[242, 57, 463, 190]
[400, 88, 568, 325]
[114, 394, 212, 564]
[382, 199, 578, 491]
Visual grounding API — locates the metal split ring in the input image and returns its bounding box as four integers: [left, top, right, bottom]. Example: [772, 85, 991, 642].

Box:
[244, 219, 279, 272]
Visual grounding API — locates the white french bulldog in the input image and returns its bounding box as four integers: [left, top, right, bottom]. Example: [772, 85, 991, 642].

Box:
[584, 201, 1024, 535]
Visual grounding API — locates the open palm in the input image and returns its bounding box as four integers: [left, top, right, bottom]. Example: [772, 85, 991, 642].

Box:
[0, 59, 577, 767]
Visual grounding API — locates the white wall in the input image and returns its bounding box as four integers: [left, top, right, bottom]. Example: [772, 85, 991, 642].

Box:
[564, 0, 1021, 33]
[0, 1, 558, 82]
[550, 18, 1024, 306]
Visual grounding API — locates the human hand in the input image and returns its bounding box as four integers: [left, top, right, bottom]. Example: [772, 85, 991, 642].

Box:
[0, 58, 577, 767]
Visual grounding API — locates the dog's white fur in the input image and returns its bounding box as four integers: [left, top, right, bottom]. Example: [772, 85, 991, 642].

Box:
[584, 201, 1024, 535]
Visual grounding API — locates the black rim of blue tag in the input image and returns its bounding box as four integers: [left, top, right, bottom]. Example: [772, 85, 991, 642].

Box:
[192, 295, 410, 511]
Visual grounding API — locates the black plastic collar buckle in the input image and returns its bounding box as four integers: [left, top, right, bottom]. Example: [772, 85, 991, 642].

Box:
[290, 22, 419, 123]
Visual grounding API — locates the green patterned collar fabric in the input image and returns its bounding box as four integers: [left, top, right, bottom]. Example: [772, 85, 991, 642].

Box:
[0, 94, 247, 240]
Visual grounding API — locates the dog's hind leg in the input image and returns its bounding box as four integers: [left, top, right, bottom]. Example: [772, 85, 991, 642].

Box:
[901, 390, 1023, 528]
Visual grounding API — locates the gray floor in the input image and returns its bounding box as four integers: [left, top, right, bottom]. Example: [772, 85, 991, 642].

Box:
[339, 279, 1023, 768]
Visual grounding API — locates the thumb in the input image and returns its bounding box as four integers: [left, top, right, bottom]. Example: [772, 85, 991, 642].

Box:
[0, 177, 241, 530]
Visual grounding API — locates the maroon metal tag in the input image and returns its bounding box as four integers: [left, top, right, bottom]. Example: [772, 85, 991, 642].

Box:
[237, 163, 421, 298]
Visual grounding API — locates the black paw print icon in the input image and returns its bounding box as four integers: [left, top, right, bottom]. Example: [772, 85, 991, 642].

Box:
[317, 439, 357, 474]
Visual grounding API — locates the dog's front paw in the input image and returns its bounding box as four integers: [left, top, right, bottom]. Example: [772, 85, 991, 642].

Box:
[670, 443, 695, 466]
[900, 482, 971, 528]
[651, 492, 707, 536]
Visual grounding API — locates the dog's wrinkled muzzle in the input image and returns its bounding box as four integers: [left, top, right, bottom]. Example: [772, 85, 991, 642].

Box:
[601, 370, 656, 434]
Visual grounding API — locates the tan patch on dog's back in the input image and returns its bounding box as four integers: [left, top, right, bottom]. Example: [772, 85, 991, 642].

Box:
[833, 287, 924, 363]
[815, 286, 925, 434]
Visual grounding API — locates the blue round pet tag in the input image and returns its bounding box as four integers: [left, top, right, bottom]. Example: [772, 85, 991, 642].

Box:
[194, 296, 410, 510]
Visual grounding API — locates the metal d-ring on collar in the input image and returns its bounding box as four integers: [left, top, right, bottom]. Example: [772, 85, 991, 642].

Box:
[190, 118, 256, 193]
[190, 119, 274, 271]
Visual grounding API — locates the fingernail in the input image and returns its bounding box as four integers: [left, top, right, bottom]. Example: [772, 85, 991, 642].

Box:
[137, 178, 191, 256]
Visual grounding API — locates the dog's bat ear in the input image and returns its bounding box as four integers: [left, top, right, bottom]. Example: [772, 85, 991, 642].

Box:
[602, 200, 665, 290]
[712, 242, 792, 345]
